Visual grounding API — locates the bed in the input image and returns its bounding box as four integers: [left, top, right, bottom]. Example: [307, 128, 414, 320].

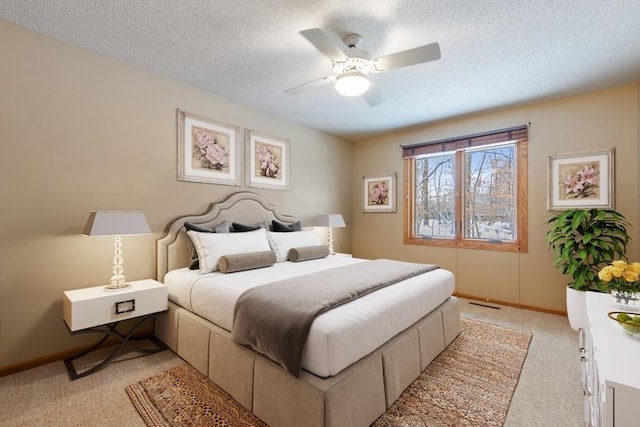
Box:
[155, 191, 460, 427]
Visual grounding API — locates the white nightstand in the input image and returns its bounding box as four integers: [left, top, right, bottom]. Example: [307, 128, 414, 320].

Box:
[62, 279, 168, 380]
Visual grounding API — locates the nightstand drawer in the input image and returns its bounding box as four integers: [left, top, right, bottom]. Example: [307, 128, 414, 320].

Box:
[63, 279, 167, 331]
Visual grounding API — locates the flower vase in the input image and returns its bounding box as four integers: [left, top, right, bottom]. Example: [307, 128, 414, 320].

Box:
[611, 290, 640, 311]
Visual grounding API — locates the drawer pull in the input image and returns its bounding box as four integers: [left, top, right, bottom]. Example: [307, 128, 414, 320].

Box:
[115, 299, 136, 314]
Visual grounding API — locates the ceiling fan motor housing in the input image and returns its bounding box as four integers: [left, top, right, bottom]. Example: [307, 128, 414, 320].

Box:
[332, 54, 376, 75]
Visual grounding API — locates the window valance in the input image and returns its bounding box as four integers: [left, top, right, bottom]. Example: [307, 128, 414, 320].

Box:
[401, 124, 528, 158]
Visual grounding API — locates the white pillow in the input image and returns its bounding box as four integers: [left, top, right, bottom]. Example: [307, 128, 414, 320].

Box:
[267, 230, 322, 262]
[187, 228, 271, 274]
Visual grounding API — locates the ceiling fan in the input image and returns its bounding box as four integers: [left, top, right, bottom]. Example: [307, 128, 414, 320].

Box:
[284, 28, 441, 106]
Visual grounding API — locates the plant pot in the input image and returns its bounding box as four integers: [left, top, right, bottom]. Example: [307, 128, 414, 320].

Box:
[566, 286, 586, 331]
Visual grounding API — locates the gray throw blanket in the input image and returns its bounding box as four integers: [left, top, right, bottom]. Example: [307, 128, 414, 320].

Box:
[231, 259, 440, 376]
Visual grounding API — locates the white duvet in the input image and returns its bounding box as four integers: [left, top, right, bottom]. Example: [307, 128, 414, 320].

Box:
[164, 256, 454, 377]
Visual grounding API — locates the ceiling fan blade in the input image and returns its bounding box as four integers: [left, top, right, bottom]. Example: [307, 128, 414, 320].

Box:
[284, 76, 334, 95]
[363, 84, 384, 107]
[376, 42, 441, 71]
[300, 29, 347, 62]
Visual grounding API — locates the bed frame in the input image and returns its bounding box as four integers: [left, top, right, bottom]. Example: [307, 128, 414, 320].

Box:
[155, 191, 460, 427]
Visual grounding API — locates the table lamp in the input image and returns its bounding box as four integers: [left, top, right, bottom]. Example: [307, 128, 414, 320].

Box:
[83, 211, 151, 291]
[315, 214, 346, 254]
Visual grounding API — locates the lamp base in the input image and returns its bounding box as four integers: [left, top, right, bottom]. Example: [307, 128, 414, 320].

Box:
[103, 283, 131, 292]
[327, 227, 335, 255]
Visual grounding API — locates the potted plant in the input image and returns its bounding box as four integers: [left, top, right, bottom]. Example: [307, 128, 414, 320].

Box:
[546, 208, 630, 331]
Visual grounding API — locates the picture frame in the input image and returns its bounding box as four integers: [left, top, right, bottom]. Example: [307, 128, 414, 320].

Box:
[246, 129, 290, 190]
[177, 110, 240, 186]
[363, 172, 397, 213]
[547, 148, 614, 210]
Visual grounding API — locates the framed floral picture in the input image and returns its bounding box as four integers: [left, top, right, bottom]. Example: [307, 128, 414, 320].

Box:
[177, 110, 240, 186]
[363, 172, 396, 213]
[547, 148, 614, 210]
[246, 129, 290, 190]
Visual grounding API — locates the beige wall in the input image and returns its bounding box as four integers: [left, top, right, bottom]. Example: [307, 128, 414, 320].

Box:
[0, 20, 353, 368]
[353, 84, 639, 313]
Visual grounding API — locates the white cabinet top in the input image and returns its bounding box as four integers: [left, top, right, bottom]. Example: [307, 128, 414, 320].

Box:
[587, 292, 640, 387]
[63, 279, 164, 301]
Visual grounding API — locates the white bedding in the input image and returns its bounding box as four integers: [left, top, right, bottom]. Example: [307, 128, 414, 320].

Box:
[164, 256, 455, 377]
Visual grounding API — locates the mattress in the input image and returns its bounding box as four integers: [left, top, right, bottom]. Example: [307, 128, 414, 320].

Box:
[164, 256, 455, 377]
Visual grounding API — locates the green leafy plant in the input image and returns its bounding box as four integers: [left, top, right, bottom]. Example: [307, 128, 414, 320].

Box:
[546, 208, 630, 291]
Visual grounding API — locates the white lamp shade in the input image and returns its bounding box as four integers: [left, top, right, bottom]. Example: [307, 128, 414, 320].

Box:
[334, 71, 370, 97]
[83, 211, 151, 236]
[316, 214, 346, 228]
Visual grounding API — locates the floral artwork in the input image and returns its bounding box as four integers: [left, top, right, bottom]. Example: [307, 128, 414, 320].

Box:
[548, 148, 614, 210]
[192, 126, 229, 172]
[560, 162, 599, 199]
[178, 110, 240, 186]
[368, 181, 389, 205]
[246, 130, 289, 190]
[363, 173, 396, 212]
[255, 142, 281, 179]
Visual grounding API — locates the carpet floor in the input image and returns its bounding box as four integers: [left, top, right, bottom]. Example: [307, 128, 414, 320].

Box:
[127, 318, 532, 426]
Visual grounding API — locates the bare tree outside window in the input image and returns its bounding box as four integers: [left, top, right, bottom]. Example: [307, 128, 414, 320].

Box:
[415, 144, 516, 241]
[415, 154, 455, 238]
[463, 144, 516, 241]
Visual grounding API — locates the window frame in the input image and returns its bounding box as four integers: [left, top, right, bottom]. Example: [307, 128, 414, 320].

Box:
[403, 133, 528, 253]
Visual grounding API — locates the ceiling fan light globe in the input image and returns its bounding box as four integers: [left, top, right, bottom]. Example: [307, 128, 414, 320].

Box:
[334, 71, 370, 97]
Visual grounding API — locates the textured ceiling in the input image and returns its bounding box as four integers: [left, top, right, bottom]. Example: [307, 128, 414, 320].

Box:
[1, 1, 640, 141]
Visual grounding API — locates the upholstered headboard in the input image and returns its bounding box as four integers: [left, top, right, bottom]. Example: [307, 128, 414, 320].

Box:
[156, 191, 299, 281]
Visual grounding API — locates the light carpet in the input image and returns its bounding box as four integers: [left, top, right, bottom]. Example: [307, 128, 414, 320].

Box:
[127, 318, 532, 426]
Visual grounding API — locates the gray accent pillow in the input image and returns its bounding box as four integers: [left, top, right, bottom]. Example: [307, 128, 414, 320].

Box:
[232, 221, 269, 232]
[185, 221, 231, 269]
[185, 221, 231, 234]
[272, 219, 303, 232]
[288, 245, 330, 262]
[218, 250, 277, 273]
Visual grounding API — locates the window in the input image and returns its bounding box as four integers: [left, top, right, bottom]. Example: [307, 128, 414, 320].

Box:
[403, 126, 528, 252]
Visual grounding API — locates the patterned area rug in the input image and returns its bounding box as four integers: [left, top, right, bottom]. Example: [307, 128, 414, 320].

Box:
[374, 318, 532, 426]
[127, 318, 532, 426]
[126, 364, 267, 427]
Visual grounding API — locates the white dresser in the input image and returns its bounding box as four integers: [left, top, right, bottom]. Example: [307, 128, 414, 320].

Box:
[582, 292, 640, 426]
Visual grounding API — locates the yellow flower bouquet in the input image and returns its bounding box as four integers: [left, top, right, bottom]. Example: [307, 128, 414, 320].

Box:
[598, 260, 640, 305]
